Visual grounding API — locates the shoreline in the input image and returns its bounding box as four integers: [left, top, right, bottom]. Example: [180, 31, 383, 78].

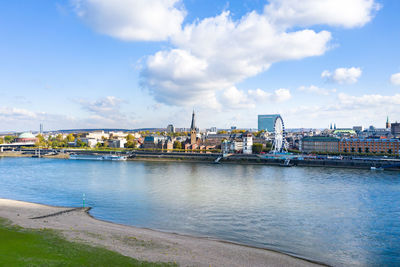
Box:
[2, 150, 400, 171]
[0, 198, 326, 267]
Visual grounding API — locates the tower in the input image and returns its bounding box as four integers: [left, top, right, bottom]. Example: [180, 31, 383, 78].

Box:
[190, 110, 197, 145]
[386, 116, 391, 129]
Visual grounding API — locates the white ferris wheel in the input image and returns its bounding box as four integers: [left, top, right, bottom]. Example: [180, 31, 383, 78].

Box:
[272, 116, 287, 153]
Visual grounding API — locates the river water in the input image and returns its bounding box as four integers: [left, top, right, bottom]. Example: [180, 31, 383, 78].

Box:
[0, 157, 399, 266]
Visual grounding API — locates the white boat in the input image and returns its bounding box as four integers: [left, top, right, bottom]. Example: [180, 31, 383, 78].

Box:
[101, 155, 127, 161]
[370, 166, 384, 171]
[69, 154, 127, 161]
[69, 154, 103, 160]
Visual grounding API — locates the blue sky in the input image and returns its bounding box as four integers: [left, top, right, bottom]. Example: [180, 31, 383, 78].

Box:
[0, 0, 399, 132]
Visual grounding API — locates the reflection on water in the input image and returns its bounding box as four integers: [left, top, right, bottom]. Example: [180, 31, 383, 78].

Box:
[0, 157, 399, 266]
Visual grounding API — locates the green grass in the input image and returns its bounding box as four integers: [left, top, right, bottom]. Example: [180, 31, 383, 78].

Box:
[0, 218, 177, 267]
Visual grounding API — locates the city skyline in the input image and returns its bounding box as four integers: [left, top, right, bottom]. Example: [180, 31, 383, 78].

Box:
[1, 0, 400, 131]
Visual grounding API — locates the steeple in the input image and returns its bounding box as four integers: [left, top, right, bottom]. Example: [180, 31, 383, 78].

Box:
[190, 109, 196, 130]
[386, 116, 390, 129]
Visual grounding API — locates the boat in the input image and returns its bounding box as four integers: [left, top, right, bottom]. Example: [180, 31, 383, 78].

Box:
[370, 166, 384, 171]
[69, 154, 127, 161]
[101, 155, 127, 161]
[69, 154, 103, 160]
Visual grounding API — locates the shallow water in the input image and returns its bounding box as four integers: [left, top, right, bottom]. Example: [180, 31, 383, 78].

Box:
[0, 157, 399, 266]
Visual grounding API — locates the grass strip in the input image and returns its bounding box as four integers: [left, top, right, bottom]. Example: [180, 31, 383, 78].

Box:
[0, 218, 177, 267]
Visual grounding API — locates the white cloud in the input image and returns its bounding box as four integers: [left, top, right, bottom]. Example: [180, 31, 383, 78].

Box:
[298, 85, 336, 95]
[264, 0, 381, 28]
[220, 87, 291, 109]
[72, 0, 379, 110]
[142, 11, 330, 107]
[72, 0, 185, 41]
[321, 67, 362, 84]
[390, 72, 400, 86]
[0, 107, 37, 120]
[338, 93, 400, 107]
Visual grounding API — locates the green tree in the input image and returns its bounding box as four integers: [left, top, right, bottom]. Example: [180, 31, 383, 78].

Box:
[252, 143, 263, 154]
[4, 136, 15, 143]
[173, 141, 182, 149]
[0, 137, 4, 144]
[217, 130, 227, 134]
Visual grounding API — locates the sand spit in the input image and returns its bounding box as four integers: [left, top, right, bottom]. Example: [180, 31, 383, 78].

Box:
[0, 198, 325, 267]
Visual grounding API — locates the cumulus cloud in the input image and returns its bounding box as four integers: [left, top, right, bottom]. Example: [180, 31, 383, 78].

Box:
[0, 107, 37, 120]
[220, 87, 291, 109]
[264, 0, 381, 28]
[72, 0, 185, 41]
[298, 85, 337, 95]
[142, 11, 330, 107]
[390, 72, 400, 86]
[321, 67, 362, 84]
[72, 0, 379, 109]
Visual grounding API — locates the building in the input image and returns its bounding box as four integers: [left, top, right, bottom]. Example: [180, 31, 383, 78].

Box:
[391, 122, 400, 137]
[339, 138, 400, 154]
[300, 136, 339, 153]
[333, 129, 357, 137]
[258, 114, 281, 132]
[243, 132, 253, 154]
[81, 138, 98, 148]
[353, 126, 364, 133]
[386, 116, 391, 129]
[108, 139, 127, 148]
[15, 132, 37, 143]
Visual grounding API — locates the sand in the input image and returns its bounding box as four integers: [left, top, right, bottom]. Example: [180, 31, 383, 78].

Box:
[0, 198, 325, 267]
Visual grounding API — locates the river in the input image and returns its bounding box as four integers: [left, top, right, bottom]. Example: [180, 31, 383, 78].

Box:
[0, 157, 399, 266]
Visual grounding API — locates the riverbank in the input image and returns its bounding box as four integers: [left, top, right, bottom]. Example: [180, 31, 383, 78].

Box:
[0, 198, 324, 267]
[3, 149, 399, 171]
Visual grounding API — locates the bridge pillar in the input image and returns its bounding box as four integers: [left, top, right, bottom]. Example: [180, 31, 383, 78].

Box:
[0, 147, 3, 152]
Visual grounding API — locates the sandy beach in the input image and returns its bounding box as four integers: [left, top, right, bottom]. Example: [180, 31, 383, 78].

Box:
[0, 198, 324, 267]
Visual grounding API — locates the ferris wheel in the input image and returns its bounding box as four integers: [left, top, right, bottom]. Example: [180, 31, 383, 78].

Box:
[272, 116, 287, 153]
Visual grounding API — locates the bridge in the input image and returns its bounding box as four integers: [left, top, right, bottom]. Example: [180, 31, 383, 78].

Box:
[0, 142, 35, 152]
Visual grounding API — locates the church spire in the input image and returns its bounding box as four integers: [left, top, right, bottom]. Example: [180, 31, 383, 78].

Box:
[190, 109, 196, 130]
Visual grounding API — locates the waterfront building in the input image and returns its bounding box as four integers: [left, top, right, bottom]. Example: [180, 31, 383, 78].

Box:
[108, 139, 127, 148]
[258, 114, 282, 132]
[339, 138, 400, 154]
[15, 132, 37, 143]
[81, 138, 98, 148]
[243, 132, 253, 154]
[300, 136, 339, 153]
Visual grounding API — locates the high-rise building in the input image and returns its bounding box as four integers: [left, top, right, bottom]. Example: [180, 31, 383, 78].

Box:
[391, 122, 400, 136]
[257, 114, 281, 132]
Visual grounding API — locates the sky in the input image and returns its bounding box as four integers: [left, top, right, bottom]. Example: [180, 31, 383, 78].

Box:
[0, 0, 400, 132]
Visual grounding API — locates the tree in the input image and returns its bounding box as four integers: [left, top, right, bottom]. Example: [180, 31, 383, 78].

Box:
[217, 130, 227, 134]
[125, 140, 137, 148]
[0, 137, 3, 144]
[173, 141, 182, 149]
[66, 134, 75, 142]
[388, 149, 393, 154]
[4, 136, 15, 143]
[35, 134, 46, 147]
[126, 134, 134, 142]
[252, 143, 263, 154]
